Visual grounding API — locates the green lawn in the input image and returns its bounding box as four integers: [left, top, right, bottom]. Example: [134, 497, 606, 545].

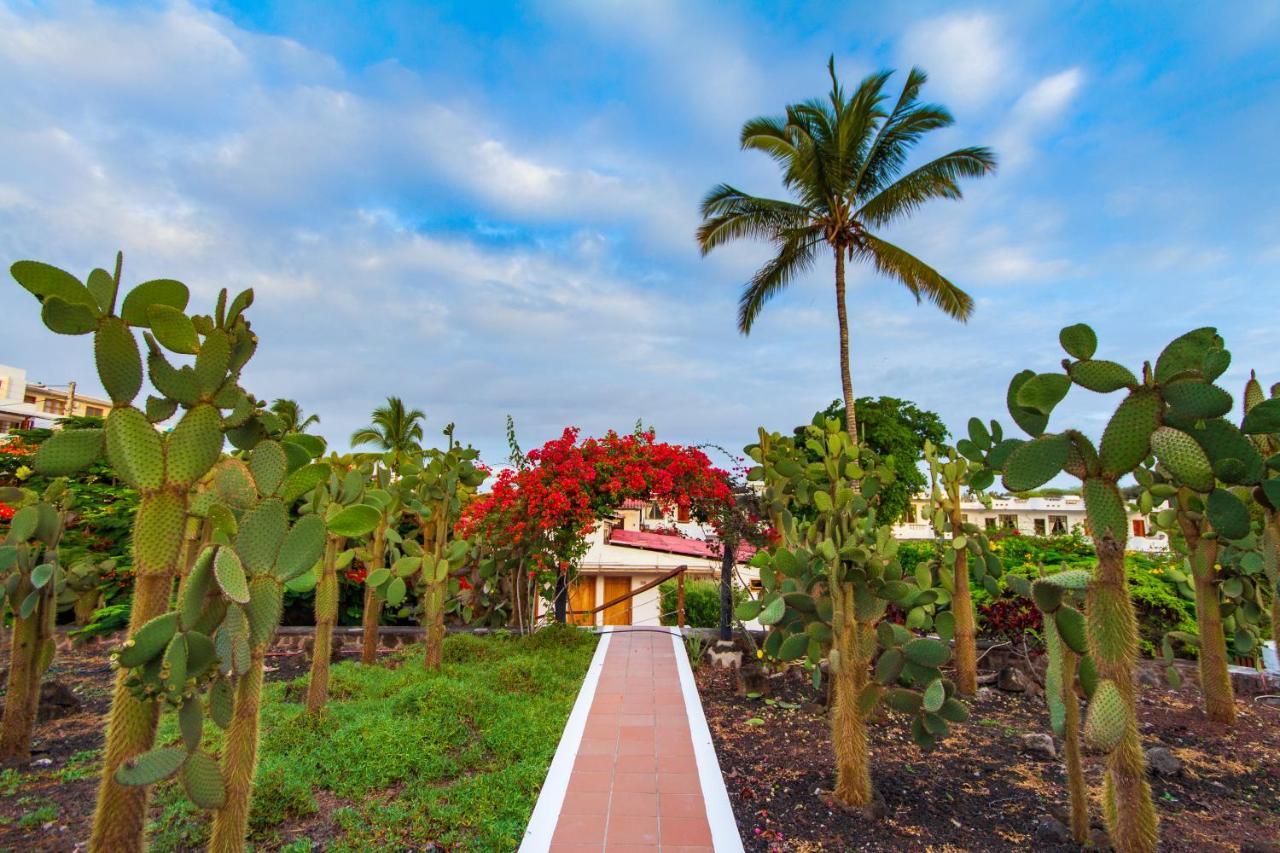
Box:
[148, 626, 597, 851]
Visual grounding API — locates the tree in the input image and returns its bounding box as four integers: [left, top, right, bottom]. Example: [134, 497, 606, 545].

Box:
[350, 396, 426, 470]
[697, 58, 995, 440]
[269, 398, 320, 433]
[800, 397, 947, 524]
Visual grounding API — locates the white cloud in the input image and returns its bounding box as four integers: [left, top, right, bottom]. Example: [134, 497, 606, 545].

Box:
[899, 12, 1012, 111]
[995, 67, 1084, 169]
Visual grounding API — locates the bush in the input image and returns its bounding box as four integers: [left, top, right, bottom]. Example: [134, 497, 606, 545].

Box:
[658, 578, 744, 628]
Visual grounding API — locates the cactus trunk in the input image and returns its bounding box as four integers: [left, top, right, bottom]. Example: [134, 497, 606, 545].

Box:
[73, 592, 101, 626]
[830, 585, 874, 807]
[0, 584, 53, 762]
[360, 524, 387, 665]
[1060, 648, 1089, 844]
[1086, 533, 1157, 853]
[423, 580, 446, 670]
[949, 507, 978, 695]
[90, 570, 173, 853]
[1177, 516, 1236, 724]
[208, 648, 265, 853]
[306, 536, 342, 713]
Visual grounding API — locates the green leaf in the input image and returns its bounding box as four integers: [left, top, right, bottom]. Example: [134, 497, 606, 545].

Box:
[757, 596, 785, 626]
[326, 504, 380, 538]
[386, 576, 407, 606]
[366, 568, 390, 588]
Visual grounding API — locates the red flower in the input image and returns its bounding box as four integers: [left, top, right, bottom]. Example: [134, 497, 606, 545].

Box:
[345, 567, 368, 584]
[0, 502, 14, 522]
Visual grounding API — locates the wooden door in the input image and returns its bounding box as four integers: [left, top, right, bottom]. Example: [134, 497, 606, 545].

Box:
[602, 576, 632, 626]
[568, 577, 596, 626]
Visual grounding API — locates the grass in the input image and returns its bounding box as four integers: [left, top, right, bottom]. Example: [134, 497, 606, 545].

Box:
[146, 625, 597, 851]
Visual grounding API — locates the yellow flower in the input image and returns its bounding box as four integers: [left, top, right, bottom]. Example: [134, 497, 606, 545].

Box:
[756, 649, 764, 659]
[15, 465, 32, 481]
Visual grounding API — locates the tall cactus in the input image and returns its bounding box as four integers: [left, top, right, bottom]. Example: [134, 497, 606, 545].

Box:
[11, 255, 262, 852]
[744, 419, 965, 809]
[922, 439, 1003, 695]
[0, 482, 69, 762]
[1240, 373, 1280, 654]
[1031, 570, 1095, 844]
[977, 322, 1168, 852]
[401, 428, 485, 670]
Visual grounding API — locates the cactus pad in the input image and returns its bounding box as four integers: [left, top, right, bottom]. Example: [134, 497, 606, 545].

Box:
[208, 677, 234, 729]
[1055, 605, 1088, 654]
[902, 637, 950, 667]
[115, 745, 187, 787]
[1058, 323, 1098, 360]
[133, 491, 187, 572]
[1083, 478, 1128, 543]
[281, 462, 330, 505]
[181, 750, 227, 810]
[1206, 488, 1250, 541]
[326, 504, 381, 538]
[275, 515, 326, 581]
[118, 611, 178, 668]
[33, 427, 103, 475]
[1083, 679, 1127, 752]
[1150, 426, 1214, 492]
[235, 499, 288, 574]
[147, 350, 201, 406]
[147, 304, 199, 354]
[1154, 327, 1221, 384]
[120, 278, 190, 327]
[1098, 391, 1159, 477]
[11, 260, 95, 307]
[106, 406, 165, 490]
[246, 576, 283, 647]
[1163, 378, 1233, 420]
[165, 404, 224, 487]
[214, 547, 251, 604]
[249, 441, 288, 496]
[193, 329, 232, 396]
[1007, 370, 1049, 437]
[95, 317, 144, 405]
[1067, 359, 1137, 393]
[1002, 433, 1069, 492]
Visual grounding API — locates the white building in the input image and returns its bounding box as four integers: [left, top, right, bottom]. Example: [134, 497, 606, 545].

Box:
[562, 499, 758, 627]
[0, 364, 51, 435]
[893, 493, 1169, 553]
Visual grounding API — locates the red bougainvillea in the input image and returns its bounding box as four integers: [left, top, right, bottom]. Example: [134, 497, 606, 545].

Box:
[458, 428, 733, 578]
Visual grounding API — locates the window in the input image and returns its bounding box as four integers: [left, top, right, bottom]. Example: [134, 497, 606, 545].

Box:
[23, 395, 35, 404]
[984, 517, 997, 531]
[1132, 518, 1147, 537]
[961, 513, 968, 523]
[999, 514, 1018, 530]
[1034, 518, 1046, 535]
[42, 399, 65, 414]
[1050, 515, 1068, 534]
[904, 505, 917, 524]
[85, 406, 103, 417]
[677, 504, 691, 523]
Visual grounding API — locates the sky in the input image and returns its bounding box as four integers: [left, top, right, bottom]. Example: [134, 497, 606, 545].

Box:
[2, 0, 1278, 469]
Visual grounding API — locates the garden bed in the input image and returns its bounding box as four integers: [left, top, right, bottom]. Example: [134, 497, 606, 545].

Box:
[696, 663, 1280, 851]
[0, 627, 597, 851]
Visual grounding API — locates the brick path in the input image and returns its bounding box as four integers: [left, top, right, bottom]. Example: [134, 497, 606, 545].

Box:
[521, 629, 742, 852]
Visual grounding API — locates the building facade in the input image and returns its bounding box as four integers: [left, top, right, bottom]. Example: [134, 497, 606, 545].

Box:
[892, 492, 1169, 552]
[0, 363, 112, 435]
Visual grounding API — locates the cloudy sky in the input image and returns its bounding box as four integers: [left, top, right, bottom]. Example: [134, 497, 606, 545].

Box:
[2, 0, 1278, 466]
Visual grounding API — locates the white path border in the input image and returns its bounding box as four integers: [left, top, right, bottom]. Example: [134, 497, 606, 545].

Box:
[670, 628, 746, 853]
[519, 629, 612, 852]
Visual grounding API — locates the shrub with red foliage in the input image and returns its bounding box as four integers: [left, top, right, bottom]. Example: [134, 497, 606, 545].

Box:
[977, 597, 1043, 645]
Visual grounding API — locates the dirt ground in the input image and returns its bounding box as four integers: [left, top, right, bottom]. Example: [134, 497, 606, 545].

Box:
[696, 662, 1280, 852]
[0, 641, 316, 852]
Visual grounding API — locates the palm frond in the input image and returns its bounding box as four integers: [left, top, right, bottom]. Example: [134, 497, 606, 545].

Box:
[740, 115, 798, 170]
[857, 147, 996, 227]
[696, 187, 814, 254]
[856, 234, 974, 321]
[738, 234, 822, 334]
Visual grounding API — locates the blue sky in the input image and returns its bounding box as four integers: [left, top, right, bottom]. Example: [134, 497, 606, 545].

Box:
[2, 1, 1278, 467]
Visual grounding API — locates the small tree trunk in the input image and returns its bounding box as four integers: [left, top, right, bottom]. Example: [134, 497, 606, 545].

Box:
[74, 592, 101, 626]
[949, 506, 978, 696]
[359, 524, 387, 666]
[424, 581, 446, 669]
[1087, 530, 1157, 853]
[553, 572, 568, 623]
[0, 585, 48, 763]
[1180, 519, 1236, 724]
[1061, 649, 1089, 844]
[719, 539, 735, 642]
[209, 648, 265, 853]
[833, 248, 858, 442]
[831, 587, 874, 807]
[90, 571, 173, 853]
[306, 537, 342, 713]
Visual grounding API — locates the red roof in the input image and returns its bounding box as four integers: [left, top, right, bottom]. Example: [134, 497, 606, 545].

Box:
[608, 528, 755, 563]
[620, 499, 648, 509]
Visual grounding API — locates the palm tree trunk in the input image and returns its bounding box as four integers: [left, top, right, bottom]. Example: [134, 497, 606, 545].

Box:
[834, 248, 858, 442]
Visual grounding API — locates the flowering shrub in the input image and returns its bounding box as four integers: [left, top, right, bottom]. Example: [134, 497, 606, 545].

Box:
[458, 427, 734, 614]
[0, 501, 14, 523]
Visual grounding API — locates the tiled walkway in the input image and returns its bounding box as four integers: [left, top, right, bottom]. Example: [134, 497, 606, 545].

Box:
[521, 629, 743, 852]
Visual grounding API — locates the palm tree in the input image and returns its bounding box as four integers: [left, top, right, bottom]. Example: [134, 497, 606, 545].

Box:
[697, 58, 996, 440]
[270, 398, 320, 434]
[350, 396, 426, 469]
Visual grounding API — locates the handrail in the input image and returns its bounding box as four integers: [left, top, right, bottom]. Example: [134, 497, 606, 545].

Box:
[569, 564, 689, 627]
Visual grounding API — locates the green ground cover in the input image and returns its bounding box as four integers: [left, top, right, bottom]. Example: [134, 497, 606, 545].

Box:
[147, 627, 596, 851]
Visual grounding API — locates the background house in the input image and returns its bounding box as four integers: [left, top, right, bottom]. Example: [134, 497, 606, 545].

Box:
[892, 492, 1169, 553]
[0, 364, 112, 435]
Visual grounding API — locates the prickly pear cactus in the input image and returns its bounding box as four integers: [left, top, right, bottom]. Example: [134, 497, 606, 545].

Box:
[11, 254, 270, 853]
[742, 417, 965, 809]
[400, 428, 486, 670]
[0, 482, 70, 762]
[1237, 372, 1280, 664]
[978, 321, 1167, 853]
[922, 438, 1004, 695]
